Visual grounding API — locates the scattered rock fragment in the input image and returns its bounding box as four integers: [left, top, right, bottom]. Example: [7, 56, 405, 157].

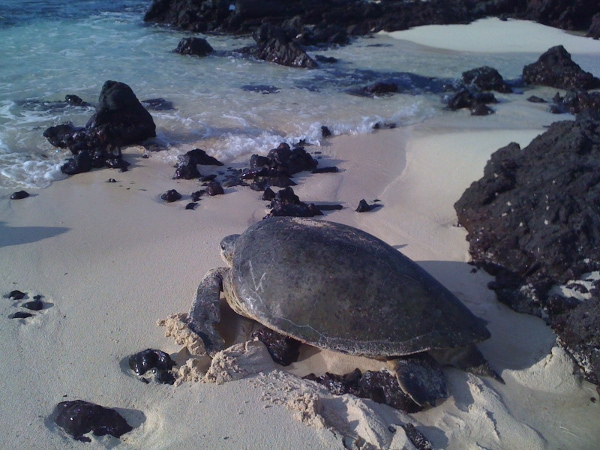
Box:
[128, 348, 177, 384]
[10, 311, 33, 319]
[355, 199, 381, 212]
[445, 88, 497, 114]
[265, 186, 322, 217]
[10, 190, 29, 200]
[8, 290, 27, 300]
[402, 423, 434, 450]
[161, 189, 182, 202]
[205, 181, 224, 196]
[252, 328, 301, 366]
[53, 400, 133, 443]
[304, 369, 422, 413]
[174, 37, 214, 56]
[462, 66, 512, 93]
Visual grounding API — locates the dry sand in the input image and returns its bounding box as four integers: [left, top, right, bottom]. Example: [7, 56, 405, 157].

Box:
[2, 18, 600, 450]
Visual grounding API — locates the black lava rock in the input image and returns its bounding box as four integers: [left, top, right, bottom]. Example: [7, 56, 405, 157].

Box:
[175, 149, 223, 179]
[455, 117, 600, 385]
[22, 298, 44, 311]
[61, 150, 93, 175]
[265, 186, 322, 218]
[446, 88, 497, 113]
[8, 290, 27, 300]
[362, 82, 399, 96]
[128, 348, 176, 376]
[403, 423, 434, 450]
[242, 23, 317, 68]
[205, 181, 224, 196]
[53, 400, 133, 442]
[551, 295, 600, 385]
[161, 189, 182, 202]
[523, 45, 600, 90]
[252, 328, 301, 366]
[10, 311, 33, 319]
[174, 37, 214, 56]
[45, 81, 156, 175]
[355, 199, 381, 212]
[462, 66, 512, 93]
[551, 90, 600, 117]
[10, 190, 29, 200]
[304, 368, 422, 413]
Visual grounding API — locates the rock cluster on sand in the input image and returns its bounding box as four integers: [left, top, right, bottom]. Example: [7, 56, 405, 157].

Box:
[43, 81, 156, 175]
[455, 117, 600, 385]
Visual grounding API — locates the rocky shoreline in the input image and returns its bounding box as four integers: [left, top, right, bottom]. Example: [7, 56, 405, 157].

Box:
[144, 0, 600, 43]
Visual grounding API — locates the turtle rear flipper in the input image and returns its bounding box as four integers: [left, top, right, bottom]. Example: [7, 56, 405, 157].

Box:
[430, 344, 505, 384]
[188, 267, 228, 356]
[389, 354, 448, 407]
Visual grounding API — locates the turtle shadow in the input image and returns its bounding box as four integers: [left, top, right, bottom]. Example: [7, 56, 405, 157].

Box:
[416, 259, 557, 373]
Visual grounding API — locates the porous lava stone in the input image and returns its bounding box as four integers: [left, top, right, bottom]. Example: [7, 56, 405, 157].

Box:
[252, 328, 301, 366]
[304, 368, 422, 413]
[53, 400, 133, 442]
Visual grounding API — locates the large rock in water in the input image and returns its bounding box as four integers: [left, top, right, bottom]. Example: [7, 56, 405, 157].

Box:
[43, 81, 156, 174]
[454, 117, 600, 385]
[522, 45, 600, 90]
[85, 80, 156, 146]
[243, 24, 317, 68]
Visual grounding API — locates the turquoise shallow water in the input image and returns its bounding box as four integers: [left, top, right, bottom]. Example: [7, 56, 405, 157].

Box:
[0, 0, 598, 188]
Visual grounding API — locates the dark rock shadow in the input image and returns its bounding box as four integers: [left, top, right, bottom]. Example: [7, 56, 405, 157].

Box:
[0, 221, 70, 247]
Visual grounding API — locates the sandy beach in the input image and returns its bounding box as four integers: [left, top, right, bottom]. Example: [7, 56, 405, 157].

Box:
[2, 18, 600, 449]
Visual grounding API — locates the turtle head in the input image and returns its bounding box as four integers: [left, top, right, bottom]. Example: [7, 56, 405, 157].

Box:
[219, 234, 239, 266]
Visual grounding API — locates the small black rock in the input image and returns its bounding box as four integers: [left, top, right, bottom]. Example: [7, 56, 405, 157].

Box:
[185, 202, 198, 210]
[22, 299, 44, 311]
[53, 400, 133, 442]
[8, 290, 27, 300]
[160, 189, 182, 202]
[11, 311, 33, 319]
[252, 328, 301, 366]
[191, 190, 204, 201]
[10, 190, 30, 200]
[128, 348, 176, 384]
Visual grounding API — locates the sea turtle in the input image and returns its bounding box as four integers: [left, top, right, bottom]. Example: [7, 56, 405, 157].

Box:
[188, 217, 502, 406]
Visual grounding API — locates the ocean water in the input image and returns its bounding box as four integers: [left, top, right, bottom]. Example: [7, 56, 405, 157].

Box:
[0, 0, 598, 189]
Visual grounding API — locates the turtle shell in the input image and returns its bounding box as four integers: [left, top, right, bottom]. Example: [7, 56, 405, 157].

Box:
[230, 217, 490, 357]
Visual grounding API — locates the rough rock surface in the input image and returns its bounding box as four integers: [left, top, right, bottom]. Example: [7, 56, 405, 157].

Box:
[455, 117, 600, 384]
[53, 400, 133, 442]
[522, 45, 600, 90]
[44, 81, 156, 175]
[241, 24, 316, 68]
[461, 66, 512, 93]
[144, 0, 600, 41]
[174, 37, 214, 56]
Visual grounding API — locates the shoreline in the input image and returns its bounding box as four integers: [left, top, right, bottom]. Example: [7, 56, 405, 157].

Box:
[3, 120, 600, 448]
[3, 15, 600, 449]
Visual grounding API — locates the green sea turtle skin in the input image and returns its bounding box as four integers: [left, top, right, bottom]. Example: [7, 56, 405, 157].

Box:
[188, 216, 501, 406]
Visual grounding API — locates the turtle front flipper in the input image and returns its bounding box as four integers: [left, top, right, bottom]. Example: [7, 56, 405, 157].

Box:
[388, 354, 448, 407]
[188, 267, 228, 356]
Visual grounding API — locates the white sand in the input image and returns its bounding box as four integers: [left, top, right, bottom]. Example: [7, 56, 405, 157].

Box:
[384, 17, 600, 54]
[2, 19, 600, 450]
